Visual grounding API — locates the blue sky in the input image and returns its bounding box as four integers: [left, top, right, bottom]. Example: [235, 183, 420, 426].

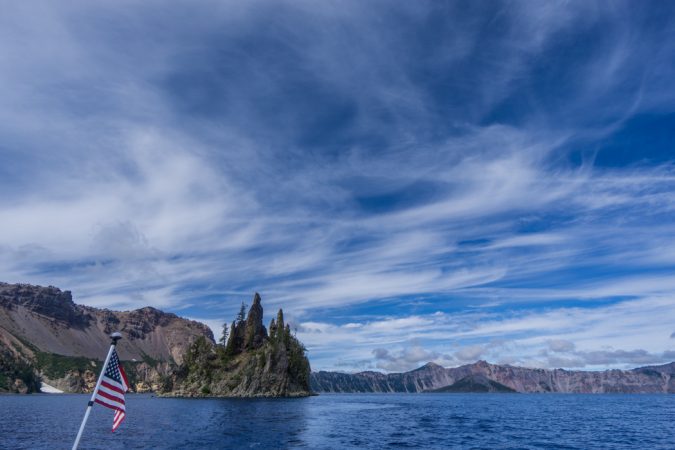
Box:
[1, 1, 674, 372]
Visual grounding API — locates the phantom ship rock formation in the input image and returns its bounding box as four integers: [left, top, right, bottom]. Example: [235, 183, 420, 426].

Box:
[168, 293, 311, 397]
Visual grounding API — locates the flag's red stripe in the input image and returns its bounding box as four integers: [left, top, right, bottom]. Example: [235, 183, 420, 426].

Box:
[101, 377, 125, 390]
[96, 389, 125, 406]
[97, 385, 125, 401]
[101, 380, 125, 395]
[100, 377, 124, 389]
[99, 383, 125, 400]
[112, 411, 125, 430]
[97, 388, 125, 405]
[95, 396, 124, 412]
[98, 382, 124, 395]
[112, 411, 125, 431]
[119, 365, 130, 390]
[95, 397, 125, 412]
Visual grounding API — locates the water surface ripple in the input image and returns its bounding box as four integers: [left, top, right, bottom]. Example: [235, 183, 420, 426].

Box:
[1, 393, 673, 449]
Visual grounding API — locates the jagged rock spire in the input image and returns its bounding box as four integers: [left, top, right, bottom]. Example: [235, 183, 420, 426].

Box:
[276, 309, 284, 331]
[244, 292, 267, 349]
[269, 318, 277, 338]
[275, 309, 285, 341]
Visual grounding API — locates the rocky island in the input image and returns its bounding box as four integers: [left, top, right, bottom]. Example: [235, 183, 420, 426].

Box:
[167, 293, 311, 397]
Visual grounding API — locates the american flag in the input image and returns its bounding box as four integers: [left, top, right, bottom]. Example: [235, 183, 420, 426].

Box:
[94, 348, 129, 432]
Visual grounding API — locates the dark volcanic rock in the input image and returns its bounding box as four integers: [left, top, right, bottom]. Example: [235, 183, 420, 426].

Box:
[243, 293, 267, 350]
[0, 283, 90, 328]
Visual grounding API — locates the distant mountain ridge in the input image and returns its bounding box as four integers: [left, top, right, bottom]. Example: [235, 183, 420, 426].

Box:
[428, 374, 516, 393]
[311, 360, 675, 394]
[0, 282, 213, 393]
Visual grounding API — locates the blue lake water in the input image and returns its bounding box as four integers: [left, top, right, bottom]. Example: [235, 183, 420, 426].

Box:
[1, 393, 674, 449]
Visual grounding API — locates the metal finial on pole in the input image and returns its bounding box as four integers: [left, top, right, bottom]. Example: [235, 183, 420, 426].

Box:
[72, 332, 123, 450]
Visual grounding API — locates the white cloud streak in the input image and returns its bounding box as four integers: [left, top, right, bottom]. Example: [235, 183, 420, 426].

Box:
[300, 295, 675, 371]
[0, 1, 674, 371]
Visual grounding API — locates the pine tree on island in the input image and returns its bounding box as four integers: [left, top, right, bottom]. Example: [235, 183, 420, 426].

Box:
[174, 292, 311, 397]
[219, 322, 229, 345]
[236, 302, 247, 323]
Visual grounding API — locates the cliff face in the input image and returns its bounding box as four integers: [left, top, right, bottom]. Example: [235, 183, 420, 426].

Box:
[169, 293, 311, 397]
[0, 282, 214, 393]
[428, 374, 516, 393]
[310, 360, 675, 394]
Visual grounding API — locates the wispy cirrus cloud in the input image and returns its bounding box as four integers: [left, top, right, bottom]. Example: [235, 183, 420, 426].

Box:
[1, 1, 674, 371]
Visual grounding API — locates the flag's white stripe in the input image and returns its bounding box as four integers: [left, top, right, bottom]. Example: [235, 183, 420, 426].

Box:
[113, 411, 124, 426]
[95, 397, 125, 412]
[113, 411, 125, 430]
[95, 391, 126, 410]
[99, 380, 126, 397]
[95, 395, 125, 410]
[100, 383, 126, 399]
[95, 396, 126, 412]
[97, 385, 125, 403]
[101, 377, 126, 392]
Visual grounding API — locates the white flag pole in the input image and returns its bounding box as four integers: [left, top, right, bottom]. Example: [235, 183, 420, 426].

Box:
[72, 332, 122, 450]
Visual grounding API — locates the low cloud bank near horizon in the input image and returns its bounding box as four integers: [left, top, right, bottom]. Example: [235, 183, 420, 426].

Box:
[295, 295, 675, 372]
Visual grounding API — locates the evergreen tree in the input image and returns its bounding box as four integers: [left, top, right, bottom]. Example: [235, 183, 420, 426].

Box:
[219, 322, 229, 345]
[236, 302, 247, 323]
[224, 321, 237, 355]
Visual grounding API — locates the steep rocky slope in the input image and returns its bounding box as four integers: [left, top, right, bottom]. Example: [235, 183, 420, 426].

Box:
[428, 374, 516, 393]
[311, 360, 675, 393]
[0, 282, 213, 393]
[168, 293, 311, 397]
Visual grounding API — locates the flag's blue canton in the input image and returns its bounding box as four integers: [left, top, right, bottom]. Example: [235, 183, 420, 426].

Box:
[105, 350, 123, 384]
